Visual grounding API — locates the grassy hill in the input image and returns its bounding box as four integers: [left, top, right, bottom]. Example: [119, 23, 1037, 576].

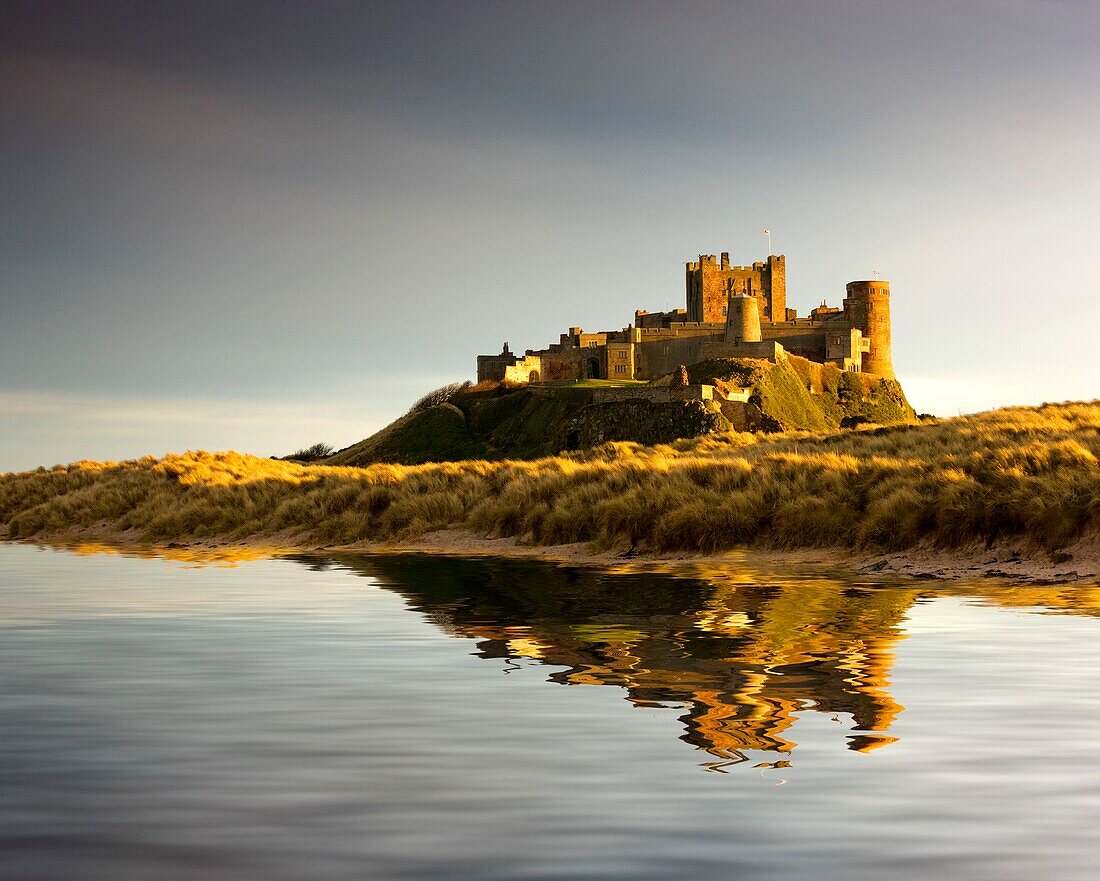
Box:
[325, 404, 494, 467]
[327, 357, 916, 467]
[325, 386, 594, 467]
[2, 402, 1097, 560]
[688, 355, 916, 431]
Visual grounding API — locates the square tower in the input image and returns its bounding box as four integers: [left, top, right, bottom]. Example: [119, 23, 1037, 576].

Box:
[685, 253, 786, 324]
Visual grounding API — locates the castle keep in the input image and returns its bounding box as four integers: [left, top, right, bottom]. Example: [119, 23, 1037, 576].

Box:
[477, 252, 895, 384]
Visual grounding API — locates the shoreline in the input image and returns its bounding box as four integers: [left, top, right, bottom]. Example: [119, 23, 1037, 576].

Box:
[6, 526, 1098, 584]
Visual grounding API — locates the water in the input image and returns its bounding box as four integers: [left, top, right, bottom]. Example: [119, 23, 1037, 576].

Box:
[2, 543, 1099, 880]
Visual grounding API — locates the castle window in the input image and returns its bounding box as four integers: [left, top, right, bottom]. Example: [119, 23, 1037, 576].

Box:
[617, 350, 627, 359]
[614, 364, 626, 374]
[588, 341, 598, 348]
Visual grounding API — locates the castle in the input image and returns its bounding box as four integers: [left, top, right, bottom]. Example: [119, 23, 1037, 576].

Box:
[477, 252, 894, 384]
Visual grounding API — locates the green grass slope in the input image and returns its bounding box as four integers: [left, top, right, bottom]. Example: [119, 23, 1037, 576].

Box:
[326, 403, 493, 467]
[325, 388, 599, 467]
[689, 356, 916, 432]
[460, 387, 593, 457]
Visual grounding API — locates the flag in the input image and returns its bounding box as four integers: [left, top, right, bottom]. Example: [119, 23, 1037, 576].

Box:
[763, 228, 771, 235]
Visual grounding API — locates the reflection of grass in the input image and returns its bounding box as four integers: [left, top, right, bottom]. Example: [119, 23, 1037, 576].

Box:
[2, 402, 1098, 555]
[60, 542, 275, 566]
[569, 624, 650, 643]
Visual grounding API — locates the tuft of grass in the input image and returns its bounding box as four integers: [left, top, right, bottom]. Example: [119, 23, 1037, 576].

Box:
[408, 381, 472, 414]
[1, 402, 1098, 556]
[284, 442, 334, 462]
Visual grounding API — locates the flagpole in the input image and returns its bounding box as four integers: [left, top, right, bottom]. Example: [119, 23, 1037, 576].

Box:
[763, 228, 772, 256]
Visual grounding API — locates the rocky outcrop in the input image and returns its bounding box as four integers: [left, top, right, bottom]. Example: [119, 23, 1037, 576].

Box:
[566, 400, 731, 449]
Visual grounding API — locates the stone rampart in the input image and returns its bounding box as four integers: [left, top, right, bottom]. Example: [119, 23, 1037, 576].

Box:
[591, 385, 713, 404]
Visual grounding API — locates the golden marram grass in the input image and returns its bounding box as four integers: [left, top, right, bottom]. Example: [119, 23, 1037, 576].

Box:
[2, 402, 1098, 556]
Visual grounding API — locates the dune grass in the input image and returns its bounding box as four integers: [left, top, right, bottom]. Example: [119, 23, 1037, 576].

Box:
[2, 402, 1098, 557]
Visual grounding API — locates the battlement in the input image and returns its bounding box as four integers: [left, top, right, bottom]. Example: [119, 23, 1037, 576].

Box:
[686, 253, 786, 272]
[637, 321, 713, 333]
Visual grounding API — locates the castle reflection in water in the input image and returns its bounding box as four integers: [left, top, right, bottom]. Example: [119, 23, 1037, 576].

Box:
[309, 554, 1100, 765]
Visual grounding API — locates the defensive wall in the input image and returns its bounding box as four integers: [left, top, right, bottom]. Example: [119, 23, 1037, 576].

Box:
[592, 384, 714, 404]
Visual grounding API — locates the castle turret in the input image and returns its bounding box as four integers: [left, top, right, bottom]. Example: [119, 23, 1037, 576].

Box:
[843, 280, 894, 379]
[725, 294, 761, 344]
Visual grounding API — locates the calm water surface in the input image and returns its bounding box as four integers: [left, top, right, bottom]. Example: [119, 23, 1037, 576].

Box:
[2, 543, 1099, 880]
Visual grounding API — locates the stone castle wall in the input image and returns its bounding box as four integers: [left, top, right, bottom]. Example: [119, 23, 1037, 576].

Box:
[476, 252, 895, 384]
[591, 384, 715, 404]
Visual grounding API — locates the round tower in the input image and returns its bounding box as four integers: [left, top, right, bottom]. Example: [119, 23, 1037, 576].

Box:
[725, 294, 761, 344]
[843, 280, 894, 379]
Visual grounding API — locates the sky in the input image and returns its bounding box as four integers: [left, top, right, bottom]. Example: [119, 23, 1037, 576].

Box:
[2, 0, 1098, 471]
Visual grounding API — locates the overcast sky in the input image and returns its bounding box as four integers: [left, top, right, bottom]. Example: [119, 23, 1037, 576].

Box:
[2, 0, 1098, 470]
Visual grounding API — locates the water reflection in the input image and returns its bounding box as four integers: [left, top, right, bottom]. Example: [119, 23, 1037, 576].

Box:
[309, 555, 1099, 765]
[305, 556, 911, 762]
[20, 544, 1100, 767]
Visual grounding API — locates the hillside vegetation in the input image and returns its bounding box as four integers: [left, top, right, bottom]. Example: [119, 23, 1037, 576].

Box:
[689, 355, 915, 431]
[2, 402, 1097, 559]
[327, 356, 916, 467]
